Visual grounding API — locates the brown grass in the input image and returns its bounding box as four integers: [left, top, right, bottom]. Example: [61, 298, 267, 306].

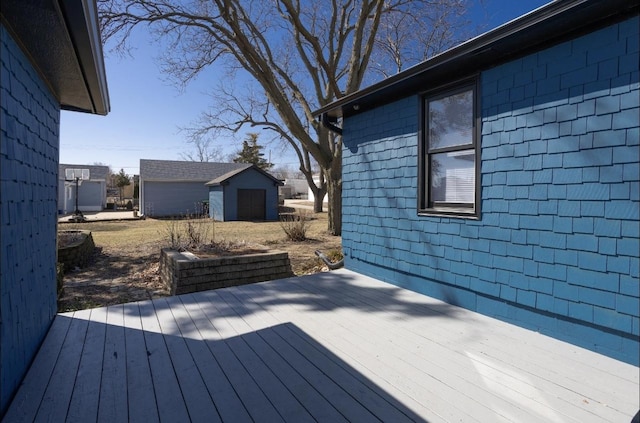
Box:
[58, 213, 341, 312]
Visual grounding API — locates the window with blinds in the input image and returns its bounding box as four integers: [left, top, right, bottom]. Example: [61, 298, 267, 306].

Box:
[419, 78, 480, 218]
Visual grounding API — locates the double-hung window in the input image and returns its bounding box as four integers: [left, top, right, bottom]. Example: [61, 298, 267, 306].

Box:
[419, 78, 480, 218]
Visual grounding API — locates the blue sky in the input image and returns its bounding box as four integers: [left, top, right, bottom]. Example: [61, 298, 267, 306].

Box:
[60, 0, 551, 175]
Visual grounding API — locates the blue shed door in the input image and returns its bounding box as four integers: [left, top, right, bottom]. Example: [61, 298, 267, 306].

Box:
[237, 189, 266, 220]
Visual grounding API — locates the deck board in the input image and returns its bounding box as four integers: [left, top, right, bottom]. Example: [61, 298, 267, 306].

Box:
[202, 289, 320, 422]
[3, 269, 638, 423]
[3, 312, 73, 423]
[227, 284, 458, 422]
[98, 304, 128, 423]
[122, 302, 159, 423]
[191, 293, 286, 423]
[243, 280, 482, 423]
[304, 272, 637, 419]
[154, 297, 221, 422]
[138, 300, 190, 422]
[291, 278, 590, 422]
[175, 295, 253, 423]
[66, 307, 107, 423]
[34, 310, 89, 423]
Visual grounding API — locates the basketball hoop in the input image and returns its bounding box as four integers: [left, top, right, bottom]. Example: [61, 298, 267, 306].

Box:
[65, 168, 90, 221]
[65, 168, 90, 181]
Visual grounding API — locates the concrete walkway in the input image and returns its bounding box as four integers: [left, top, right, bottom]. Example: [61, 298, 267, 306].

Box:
[58, 201, 316, 223]
[58, 210, 141, 223]
[283, 199, 326, 211]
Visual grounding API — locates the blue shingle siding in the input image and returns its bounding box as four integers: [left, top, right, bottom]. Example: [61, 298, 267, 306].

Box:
[342, 16, 639, 365]
[143, 181, 210, 217]
[0, 24, 60, 414]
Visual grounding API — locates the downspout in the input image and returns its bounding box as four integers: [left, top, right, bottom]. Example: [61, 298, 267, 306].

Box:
[139, 178, 144, 216]
[315, 250, 344, 270]
[321, 113, 343, 135]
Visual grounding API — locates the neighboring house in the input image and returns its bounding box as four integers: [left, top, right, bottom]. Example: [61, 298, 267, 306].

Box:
[139, 159, 268, 217]
[315, 0, 639, 365]
[207, 165, 283, 221]
[0, 0, 109, 415]
[58, 163, 109, 213]
[279, 178, 308, 199]
[308, 176, 329, 204]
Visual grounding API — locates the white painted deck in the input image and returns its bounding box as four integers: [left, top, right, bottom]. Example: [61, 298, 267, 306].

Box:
[4, 269, 639, 422]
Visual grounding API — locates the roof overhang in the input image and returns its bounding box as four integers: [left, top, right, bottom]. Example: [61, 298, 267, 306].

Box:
[313, 0, 639, 121]
[1, 0, 110, 115]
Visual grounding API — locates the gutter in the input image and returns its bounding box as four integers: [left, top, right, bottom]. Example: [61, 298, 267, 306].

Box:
[312, 0, 639, 120]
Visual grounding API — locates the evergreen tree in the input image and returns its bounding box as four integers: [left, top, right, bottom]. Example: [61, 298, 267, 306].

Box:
[233, 133, 273, 170]
[115, 168, 131, 202]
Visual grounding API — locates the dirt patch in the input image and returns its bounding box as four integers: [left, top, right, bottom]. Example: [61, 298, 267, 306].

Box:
[58, 214, 341, 312]
[181, 241, 270, 259]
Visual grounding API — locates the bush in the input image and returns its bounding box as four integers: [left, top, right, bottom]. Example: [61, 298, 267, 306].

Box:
[280, 211, 309, 241]
[160, 213, 215, 250]
[161, 219, 185, 250]
[126, 200, 133, 210]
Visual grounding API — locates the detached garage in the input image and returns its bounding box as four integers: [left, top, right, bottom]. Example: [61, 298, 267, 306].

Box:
[140, 159, 251, 217]
[207, 165, 283, 221]
[58, 164, 109, 214]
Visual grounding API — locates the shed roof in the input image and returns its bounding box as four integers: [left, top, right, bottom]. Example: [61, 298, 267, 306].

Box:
[139, 159, 251, 182]
[205, 165, 284, 186]
[59, 164, 110, 180]
[1, 0, 110, 115]
[313, 0, 638, 121]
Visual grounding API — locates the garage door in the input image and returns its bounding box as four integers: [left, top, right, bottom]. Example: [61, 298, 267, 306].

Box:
[237, 189, 266, 220]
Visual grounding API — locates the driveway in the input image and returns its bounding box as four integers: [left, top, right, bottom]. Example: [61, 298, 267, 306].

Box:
[58, 210, 140, 223]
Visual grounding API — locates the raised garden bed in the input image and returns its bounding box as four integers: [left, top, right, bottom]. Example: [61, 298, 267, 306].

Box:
[160, 248, 294, 295]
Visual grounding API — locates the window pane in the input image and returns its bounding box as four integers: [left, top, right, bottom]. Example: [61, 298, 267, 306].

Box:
[428, 89, 473, 150]
[430, 150, 475, 204]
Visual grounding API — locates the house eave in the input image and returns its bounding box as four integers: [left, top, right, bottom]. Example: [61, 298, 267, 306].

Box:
[0, 0, 110, 115]
[313, 0, 639, 120]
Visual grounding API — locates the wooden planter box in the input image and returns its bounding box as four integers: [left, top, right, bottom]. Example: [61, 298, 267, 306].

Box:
[160, 248, 294, 295]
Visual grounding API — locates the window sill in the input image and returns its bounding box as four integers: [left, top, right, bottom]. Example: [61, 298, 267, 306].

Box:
[417, 208, 479, 219]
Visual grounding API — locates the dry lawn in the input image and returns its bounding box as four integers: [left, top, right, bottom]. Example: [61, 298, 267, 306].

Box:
[58, 212, 341, 312]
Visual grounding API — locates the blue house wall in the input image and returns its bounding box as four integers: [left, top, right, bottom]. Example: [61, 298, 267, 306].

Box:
[0, 24, 60, 413]
[342, 16, 639, 365]
[143, 181, 210, 217]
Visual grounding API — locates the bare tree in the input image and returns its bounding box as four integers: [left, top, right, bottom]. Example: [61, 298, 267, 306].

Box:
[180, 135, 225, 162]
[99, 0, 473, 235]
[93, 162, 113, 185]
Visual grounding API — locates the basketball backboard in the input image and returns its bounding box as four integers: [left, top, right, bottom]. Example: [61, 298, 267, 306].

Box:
[65, 168, 90, 180]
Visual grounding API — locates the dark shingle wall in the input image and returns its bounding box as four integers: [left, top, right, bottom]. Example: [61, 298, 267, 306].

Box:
[0, 24, 60, 414]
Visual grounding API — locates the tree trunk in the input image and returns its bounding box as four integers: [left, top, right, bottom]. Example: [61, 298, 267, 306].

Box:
[312, 186, 326, 213]
[326, 161, 342, 236]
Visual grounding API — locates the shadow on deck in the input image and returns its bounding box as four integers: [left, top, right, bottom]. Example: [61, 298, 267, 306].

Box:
[4, 269, 639, 422]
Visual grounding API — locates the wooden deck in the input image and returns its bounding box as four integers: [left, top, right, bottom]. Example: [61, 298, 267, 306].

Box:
[4, 269, 639, 422]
